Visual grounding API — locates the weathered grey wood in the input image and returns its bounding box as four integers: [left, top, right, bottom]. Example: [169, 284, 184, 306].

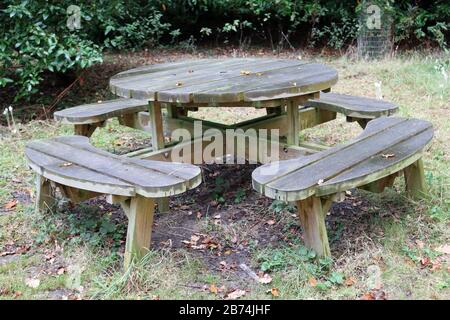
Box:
[297, 196, 331, 257]
[35, 175, 54, 213]
[110, 58, 338, 103]
[160, 63, 338, 103]
[305, 92, 398, 119]
[123, 195, 155, 268]
[253, 117, 433, 202]
[54, 99, 149, 124]
[26, 136, 202, 198]
[111, 59, 299, 100]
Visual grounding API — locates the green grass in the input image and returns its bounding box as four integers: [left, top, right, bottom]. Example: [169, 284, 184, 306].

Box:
[0, 51, 449, 300]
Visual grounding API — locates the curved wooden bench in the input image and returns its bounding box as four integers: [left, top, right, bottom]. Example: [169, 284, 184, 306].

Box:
[253, 117, 433, 257]
[305, 92, 398, 128]
[54, 99, 149, 137]
[26, 135, 201, 268]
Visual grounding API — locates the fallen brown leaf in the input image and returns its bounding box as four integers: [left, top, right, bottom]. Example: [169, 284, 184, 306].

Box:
[361, 292, 375, 300]
[308, 277, 318, 287]
[344, 277, 356, 286]
[258, 274, 272, 284]
[270, 287, 279, 297]
[210, 283, 218, 294]
[0, 288, 10, 296]
[361, 289, 386, 300]
[420, 257, 430, 267]
[4, 199, 17, 209]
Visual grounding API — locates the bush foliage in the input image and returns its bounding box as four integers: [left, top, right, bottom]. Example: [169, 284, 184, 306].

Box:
[1, 0, 449, 100]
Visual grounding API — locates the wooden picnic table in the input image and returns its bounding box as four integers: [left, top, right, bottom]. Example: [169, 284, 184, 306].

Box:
[109, 58, 338, 157]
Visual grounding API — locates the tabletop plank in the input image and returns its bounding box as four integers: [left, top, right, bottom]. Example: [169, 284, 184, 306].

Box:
[26, 136, 202, 197]
[110, 58, 337, 103]
[305, 92, 398, 118]
[158, 63, 337, 103]
[113, 59, 304, 100]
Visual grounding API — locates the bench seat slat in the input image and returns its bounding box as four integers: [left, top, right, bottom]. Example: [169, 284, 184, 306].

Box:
[317, 128, 433, 195]
[305, 92, 398, 119]
[50, 136, 200, 183]
[25, 148, 135, 196]
[54, 99, 149, 125]
[252, 117, 407, 187]
[26, 136, 201, 197]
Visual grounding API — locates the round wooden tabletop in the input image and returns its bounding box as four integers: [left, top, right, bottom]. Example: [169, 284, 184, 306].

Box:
[110, 58, 338, 104]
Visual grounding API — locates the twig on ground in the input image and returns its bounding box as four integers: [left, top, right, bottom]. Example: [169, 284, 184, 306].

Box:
[37, 72, 85, 120]
[239, 263, 261, 283]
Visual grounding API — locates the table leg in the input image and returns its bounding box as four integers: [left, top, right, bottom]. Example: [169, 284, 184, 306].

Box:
[286, 99, 300, 146]
[149, 101, 165, 150]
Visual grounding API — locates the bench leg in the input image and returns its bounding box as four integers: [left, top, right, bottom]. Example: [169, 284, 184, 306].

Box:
[297, 196, 331, 257]
[74, 122, 105, 137]
[35, 175, 55, 214]
[123, 195, 155, 269]
[404, 159, 427, 199]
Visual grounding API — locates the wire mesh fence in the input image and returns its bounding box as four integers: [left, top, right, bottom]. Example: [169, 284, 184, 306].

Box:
[357, 1, 393, 59]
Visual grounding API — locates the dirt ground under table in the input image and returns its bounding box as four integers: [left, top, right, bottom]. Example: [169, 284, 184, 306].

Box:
[57, 163, 386, 282]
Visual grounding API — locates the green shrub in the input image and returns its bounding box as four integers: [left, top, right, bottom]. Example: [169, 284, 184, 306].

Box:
[0, 1, 103, 100]
[0, 0, 170, 100]
[1, 0, 448, 100]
